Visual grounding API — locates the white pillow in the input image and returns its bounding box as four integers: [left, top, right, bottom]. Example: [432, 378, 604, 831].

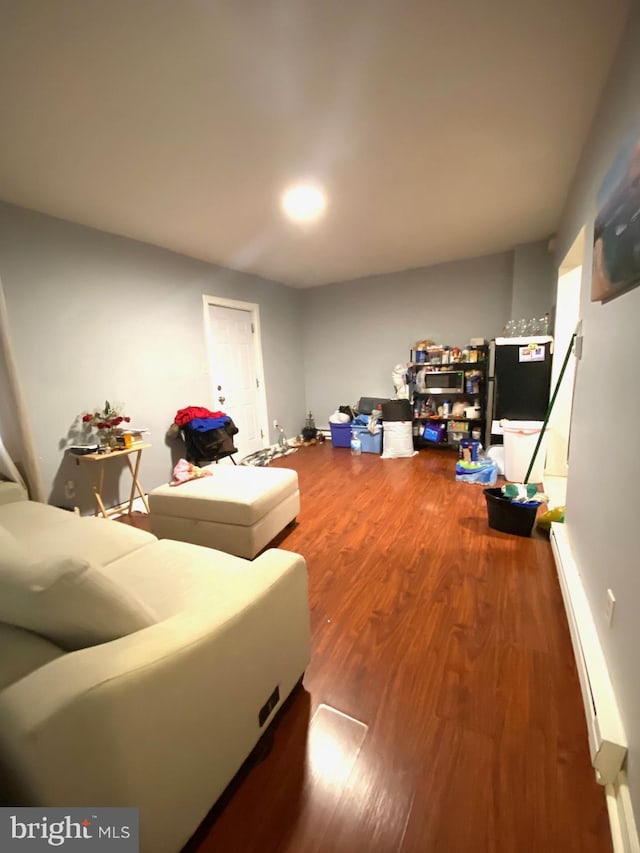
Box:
[0, 546, 158, 651]
[0, 623, 65, 690]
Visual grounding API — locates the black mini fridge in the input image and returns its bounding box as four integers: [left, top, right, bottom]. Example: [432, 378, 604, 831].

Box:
[485, 336, 553, 446]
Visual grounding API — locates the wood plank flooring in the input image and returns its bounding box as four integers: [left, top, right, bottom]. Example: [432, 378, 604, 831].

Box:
[123, 443, 611, 852]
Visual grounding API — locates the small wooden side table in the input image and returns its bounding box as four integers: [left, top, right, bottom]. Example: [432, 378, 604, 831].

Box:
[77, 443, 151, 519]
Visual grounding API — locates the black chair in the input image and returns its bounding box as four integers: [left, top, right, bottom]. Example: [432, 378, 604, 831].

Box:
[180, 419, 239, 465]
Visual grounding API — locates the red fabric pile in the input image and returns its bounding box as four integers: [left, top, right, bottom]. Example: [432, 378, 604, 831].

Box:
[174, 406, 224, 427]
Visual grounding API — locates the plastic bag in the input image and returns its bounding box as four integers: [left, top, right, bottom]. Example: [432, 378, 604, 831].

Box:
[455, 459, 498, 485]
[381, 421, 417, 459]
[353, 412, 382, 434]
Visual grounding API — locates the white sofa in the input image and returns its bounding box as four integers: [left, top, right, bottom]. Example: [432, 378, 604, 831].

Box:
[0, 499, 311, 853]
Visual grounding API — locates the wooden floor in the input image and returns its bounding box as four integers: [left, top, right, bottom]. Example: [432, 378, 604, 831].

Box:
[123, 443, 611, 853]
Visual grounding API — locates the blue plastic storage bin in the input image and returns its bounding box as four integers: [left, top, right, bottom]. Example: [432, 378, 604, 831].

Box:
[351, 425, 382, 454]
[329, 422, 352, 448]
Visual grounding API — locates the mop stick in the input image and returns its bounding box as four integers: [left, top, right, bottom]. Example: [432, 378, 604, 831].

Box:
[523, 332, 577, 484]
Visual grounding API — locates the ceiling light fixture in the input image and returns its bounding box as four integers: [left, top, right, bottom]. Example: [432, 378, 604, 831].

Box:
[281, 183, 327, 224]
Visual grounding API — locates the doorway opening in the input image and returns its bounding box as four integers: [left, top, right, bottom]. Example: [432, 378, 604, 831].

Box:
[202, 296, 269, 461]
[544, 227, 584, 506]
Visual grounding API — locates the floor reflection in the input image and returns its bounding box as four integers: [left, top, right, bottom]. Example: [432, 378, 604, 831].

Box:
[307, 704, 368, 790]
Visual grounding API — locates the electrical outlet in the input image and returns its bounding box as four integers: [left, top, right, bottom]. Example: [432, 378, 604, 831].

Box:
[64, 479, 76, 500]
[605, 588, 616, 627]
[273, 419, 279, 429]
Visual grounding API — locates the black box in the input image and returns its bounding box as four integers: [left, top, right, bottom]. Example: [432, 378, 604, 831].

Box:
[357, 397, 389, 415]
[381, 399, 412, 421]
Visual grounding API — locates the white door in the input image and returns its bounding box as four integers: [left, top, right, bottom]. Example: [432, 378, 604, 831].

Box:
[203, 298, 268, 460]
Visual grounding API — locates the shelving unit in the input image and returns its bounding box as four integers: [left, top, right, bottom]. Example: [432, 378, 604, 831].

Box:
[409, 345, 488, 449]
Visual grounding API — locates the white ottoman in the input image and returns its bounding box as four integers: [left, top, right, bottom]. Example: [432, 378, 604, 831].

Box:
[148, 465, 300, 559]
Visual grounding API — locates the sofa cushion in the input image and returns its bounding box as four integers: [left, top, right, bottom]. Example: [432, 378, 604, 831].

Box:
[0, 547, 158, 651]
[0, 500, 79, 536]
[0, 524, 21, 556]
[24, 516, 156, 567]
[106, 539, 276, 619]
[0, 623, 65, 690]
[0, 501, 156, 566]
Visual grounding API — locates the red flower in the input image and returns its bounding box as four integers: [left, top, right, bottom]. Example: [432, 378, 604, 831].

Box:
[82, 402, 129, 432]
[124, 416, 131, 423]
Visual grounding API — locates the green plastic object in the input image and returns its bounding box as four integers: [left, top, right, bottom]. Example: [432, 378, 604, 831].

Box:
[537, 505, 566, 531]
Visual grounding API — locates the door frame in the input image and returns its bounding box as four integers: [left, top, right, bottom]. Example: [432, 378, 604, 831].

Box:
[543, 227, 585, 502]
[201, 294, 270, 451]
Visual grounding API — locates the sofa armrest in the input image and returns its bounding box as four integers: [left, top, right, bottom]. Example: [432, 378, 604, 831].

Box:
[0, 549, 311, 853]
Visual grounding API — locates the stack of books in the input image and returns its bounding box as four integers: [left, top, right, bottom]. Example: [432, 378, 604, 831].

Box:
[112, 427, 149, 448]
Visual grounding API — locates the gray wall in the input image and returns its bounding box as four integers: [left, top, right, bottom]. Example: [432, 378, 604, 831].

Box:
[0, 203, 305, 510]
[300, 252, 514, 426]
[0, 200, 558, 511]
[511, 240, 555, 321]
[554, 3, 640, 824]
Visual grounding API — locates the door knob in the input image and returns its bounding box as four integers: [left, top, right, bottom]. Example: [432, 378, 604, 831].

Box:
[218, 396, 225, 404]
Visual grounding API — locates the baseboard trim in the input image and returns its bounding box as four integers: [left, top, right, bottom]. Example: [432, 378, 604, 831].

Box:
[550, 523, 638, 853]
[550, 523, 626, 784]
[109, 495, 148, 516]
[606, 772, 640, 853]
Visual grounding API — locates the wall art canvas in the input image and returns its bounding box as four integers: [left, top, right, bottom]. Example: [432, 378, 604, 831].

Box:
[592, 132, 640, 302]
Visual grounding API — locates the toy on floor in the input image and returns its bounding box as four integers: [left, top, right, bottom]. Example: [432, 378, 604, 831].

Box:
[537, 505, 566, 531]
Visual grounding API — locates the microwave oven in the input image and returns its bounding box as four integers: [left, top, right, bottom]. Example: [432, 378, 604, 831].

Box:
[416, 369, 464, 394]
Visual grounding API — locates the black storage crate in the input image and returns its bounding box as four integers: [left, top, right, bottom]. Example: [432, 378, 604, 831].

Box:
[381, 399, 412, 421]
[483, 488, 540, 537]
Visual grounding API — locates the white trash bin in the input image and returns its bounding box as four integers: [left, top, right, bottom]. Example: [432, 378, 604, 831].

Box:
[486, 444, 506, 476]
[502, 420, 547, 483]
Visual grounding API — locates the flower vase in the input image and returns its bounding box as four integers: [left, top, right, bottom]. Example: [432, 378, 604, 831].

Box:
[98, 432, 116, 451]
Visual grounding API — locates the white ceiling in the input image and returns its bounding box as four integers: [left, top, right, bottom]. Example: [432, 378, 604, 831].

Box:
[0, 0, 628, 287]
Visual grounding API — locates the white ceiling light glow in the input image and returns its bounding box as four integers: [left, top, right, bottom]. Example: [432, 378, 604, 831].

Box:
[281, 183, 327, 224]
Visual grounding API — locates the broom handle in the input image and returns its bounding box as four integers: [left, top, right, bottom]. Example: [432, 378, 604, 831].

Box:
[524, 333, 577, 484]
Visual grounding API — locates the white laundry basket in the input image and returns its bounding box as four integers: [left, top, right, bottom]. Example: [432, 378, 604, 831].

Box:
[502, 420, 547, 483]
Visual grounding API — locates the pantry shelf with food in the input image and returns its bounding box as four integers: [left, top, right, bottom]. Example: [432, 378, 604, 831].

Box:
[408, 341, 488, 449]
